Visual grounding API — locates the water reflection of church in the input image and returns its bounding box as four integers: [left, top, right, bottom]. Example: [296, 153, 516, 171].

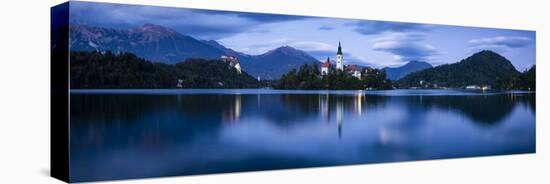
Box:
[318, 92, 365, 139]
[221, 92, 366, 138]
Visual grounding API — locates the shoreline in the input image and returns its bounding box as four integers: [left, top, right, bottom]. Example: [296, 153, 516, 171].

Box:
[69, 88, 535, 96]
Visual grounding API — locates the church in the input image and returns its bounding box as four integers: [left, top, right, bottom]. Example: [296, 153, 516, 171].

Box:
[320, 41, 361, 79]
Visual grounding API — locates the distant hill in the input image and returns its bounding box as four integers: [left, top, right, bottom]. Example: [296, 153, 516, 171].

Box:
[70, 24, 319, 79]
[200, 40, 251, 58]
[398, 50, 521, 88]
[243, 46, 320, 80]
[383, 61, 432, 80]
[70, 51, 261, 89]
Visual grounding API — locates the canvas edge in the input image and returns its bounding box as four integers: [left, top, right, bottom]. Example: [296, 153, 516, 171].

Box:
[51, 1, 70, 183]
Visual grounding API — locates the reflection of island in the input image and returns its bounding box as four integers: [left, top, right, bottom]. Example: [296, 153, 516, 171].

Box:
[277, 93, 384, 139]
[401, 93, 535, 125]
[70, 90, 534, 152]
[276, 91, 534, 139]
[319, 92, 373, 139]
[70, 94, 235, 152]
[319, 93, 330, 123]
[336, 99, 343, 139]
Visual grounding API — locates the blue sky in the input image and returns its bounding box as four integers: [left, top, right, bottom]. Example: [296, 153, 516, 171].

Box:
[69, 1, 536, 70]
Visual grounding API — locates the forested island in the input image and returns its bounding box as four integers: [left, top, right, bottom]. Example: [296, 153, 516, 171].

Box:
[275, 64, 392, 90]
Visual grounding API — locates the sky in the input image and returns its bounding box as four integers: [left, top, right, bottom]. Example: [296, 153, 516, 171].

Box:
[69, 1, 536, 70]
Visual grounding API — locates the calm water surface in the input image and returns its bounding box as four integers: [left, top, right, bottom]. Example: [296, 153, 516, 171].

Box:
[69, 89, 535, 182]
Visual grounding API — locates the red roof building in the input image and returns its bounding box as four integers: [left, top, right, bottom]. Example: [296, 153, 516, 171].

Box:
[322, 57, 332, 67]
[321, 57, 331, 75]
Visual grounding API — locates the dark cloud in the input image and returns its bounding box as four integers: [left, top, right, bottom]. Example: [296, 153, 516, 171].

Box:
[469, 36, 531, 48]
[232, 12, 308, 22]
[373, 43, 437, 61]
[468, 36, 531, 53]
[318, 26, 334, 31]
[350, 20, 433, 35]
[69, 1, 306, 40]
[342, 55, 374, 66]
[372, 33, 438, 62]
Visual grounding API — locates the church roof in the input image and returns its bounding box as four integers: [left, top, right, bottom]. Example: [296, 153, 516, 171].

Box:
[321, 57, 331, 67]
[346, 64, 361, 72]
[337, 41, 343, 55]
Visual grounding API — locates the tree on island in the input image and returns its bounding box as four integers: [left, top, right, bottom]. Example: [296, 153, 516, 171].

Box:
[70, 51, 262, 89]
[496, 65, 536, 91]
[396, 50, 534, 90]
[523, 65, 536, 90]
[276, 63, 392, 90]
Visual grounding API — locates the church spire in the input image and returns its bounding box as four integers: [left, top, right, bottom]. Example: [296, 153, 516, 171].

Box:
[337, 41, 343, 55]
[335, 41, 344, 71]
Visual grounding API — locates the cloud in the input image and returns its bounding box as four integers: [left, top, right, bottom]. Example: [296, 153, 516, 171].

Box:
[351, 20, 433, 35]
[371, 32, 438, 62]
[288, 41, 335, 52]
[342, 54, 376, 66]
[69, 1, 306, 40]
[468, 36, 532, 53]
[233, 12, 307, 22]
[318, 26, 334, 31]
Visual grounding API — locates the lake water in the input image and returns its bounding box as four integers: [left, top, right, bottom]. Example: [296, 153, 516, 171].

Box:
[69, 89, 536, 182]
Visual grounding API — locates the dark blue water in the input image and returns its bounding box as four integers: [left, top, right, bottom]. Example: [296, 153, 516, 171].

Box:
[69, 89, 535, 182]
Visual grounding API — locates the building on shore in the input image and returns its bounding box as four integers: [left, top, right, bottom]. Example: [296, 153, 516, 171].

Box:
[221, 55, 242, 74]
[177, 79, 183, 88]
[346, 64, 362, 79]
[321, 57, 332, 75]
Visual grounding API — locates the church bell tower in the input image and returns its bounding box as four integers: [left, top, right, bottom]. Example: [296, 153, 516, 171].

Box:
[336, 41, 344, 71]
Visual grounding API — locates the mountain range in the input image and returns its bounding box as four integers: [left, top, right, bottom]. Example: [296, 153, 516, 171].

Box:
[398, 50, 521, 88]
[383, 61, 432, 80]
[70, 24, 319, 79]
